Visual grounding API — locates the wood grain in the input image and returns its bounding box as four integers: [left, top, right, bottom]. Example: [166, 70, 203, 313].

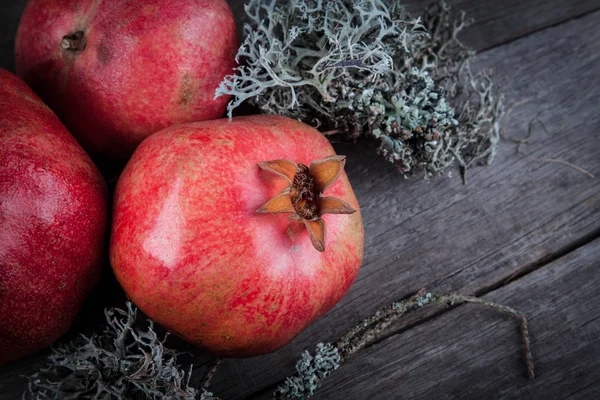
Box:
[204, 9, 600, 399]
[401, 0, 600, 51]
[0, 0, 599, 399]
[311, 238, 600, 399]
[226, 0, 600, 52]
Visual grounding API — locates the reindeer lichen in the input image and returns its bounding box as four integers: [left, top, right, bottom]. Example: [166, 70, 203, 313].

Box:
[216, 0, 504, 179]
[22, 297, 534, 400]
[273, 343, 341, 400]
[24, 303, 197, 400]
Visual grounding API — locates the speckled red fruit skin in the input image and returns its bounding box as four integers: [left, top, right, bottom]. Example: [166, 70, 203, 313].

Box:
[110, 115, 364, 357]
[0, 69, 108, 365]
[15, 0, 238, 159]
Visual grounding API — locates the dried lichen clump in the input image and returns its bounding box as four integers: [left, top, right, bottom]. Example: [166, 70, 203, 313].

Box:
[216, 0, 505, 179]
[24, 303, 198, 400]
[274, 343, 341, 399]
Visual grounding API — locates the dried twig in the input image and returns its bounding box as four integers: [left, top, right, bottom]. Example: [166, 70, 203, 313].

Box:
[529, 156, 595, 178]
[275, 289, 535, 399]
[505, 113, 548, 154]
[500, 97, 533, 136]
[321, 129, 344, 136]
[336, 290, 534, 379]
[445, 293, 535, 379]
[200, 357, 222, 391]
[506, 114, 594, 178]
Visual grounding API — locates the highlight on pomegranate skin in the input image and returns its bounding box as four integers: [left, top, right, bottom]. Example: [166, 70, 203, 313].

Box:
[110, 115, 364, 357]
[0, 69, 108, 364]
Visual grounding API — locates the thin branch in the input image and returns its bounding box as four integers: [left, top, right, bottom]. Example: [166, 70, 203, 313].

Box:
[520, 315, 535, 379]
[443, 293, 535, 379]
[335, 289, 425, 360]
[529, 156, 595, 179]
[500, 97, 533, 136]
[200, 357, 222, 391]
[335, 290, 535, 378]
[275, 289, 535, 399]
[321, 129, 345, 136]
[507, 114, 594, 179]
[505, 113, 547, 154]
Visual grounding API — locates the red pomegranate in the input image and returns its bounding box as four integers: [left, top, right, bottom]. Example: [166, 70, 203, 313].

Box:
[110, 115, 364, 357]
[15, 0, 237, 160]
[0, 69, 107, 364]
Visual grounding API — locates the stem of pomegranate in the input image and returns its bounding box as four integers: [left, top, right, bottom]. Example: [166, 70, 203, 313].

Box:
[60, 31, 87, 53]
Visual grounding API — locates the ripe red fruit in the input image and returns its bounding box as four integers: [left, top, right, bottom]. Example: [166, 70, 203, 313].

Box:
[110, 115, 364, 357]
[15, 0, 238, 159]
[0, 69, 108, 364]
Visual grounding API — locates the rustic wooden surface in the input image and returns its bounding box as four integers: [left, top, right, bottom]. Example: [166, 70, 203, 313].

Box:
[1, 0, 599, 399]
[316, 237, 600, 399]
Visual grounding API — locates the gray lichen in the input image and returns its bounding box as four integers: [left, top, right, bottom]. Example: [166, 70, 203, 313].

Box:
[273, 342, 341, 399]
[199, 389, 220, 400]
[416, 292, 433, 306]
[275, 288, 534, 399]
[24, 303, 197, 400]
[216, 0, 504, 179]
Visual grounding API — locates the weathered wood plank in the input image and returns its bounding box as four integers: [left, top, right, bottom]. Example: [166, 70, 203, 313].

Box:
[311, 238, 600, 399]
[0, 2, 599, 400]
[0, 352, 49, 397]
[227, 0, 600, 53]
[402, 0, 600, 51]
[204, 10, 600, 399]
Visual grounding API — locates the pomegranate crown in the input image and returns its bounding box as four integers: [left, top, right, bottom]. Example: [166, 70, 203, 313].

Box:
[257, 155, 356, 252]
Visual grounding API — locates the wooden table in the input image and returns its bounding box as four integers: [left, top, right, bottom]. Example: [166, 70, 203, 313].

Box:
[2, 0, 599, 399]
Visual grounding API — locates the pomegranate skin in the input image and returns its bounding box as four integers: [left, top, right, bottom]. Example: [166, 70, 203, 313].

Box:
[15, 0, 238, 159]
[0, 69, 108, 364]
[110, 115, 364, 357]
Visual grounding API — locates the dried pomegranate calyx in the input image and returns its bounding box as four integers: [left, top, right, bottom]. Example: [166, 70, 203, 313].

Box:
[257, 155, 356, 252]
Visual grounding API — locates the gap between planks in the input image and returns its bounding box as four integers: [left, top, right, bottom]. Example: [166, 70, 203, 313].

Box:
[472, 5, 600, 54]
[1, 1, 599, 399]
[246, 225, 600, 399]
[238, 9, 600, 399]
[313, 237, 600, 399]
